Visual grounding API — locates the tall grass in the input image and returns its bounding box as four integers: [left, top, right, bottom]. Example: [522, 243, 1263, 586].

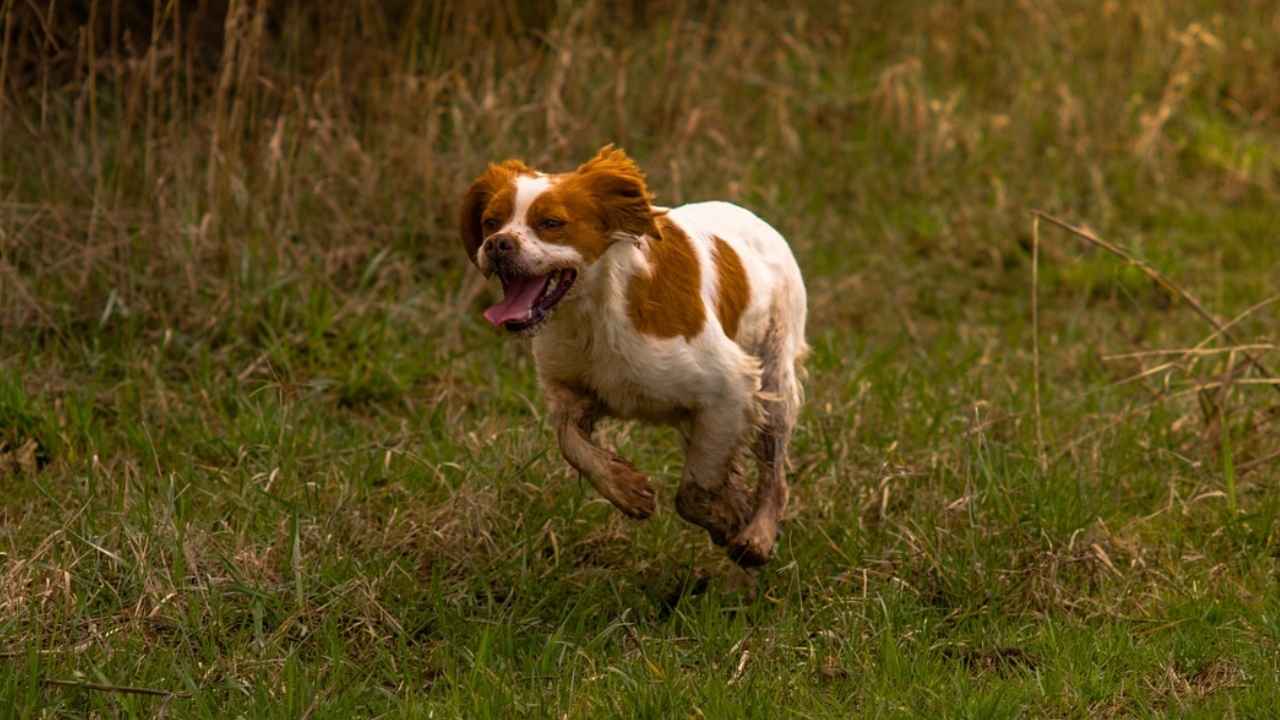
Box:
[4, 2, 1277, 337]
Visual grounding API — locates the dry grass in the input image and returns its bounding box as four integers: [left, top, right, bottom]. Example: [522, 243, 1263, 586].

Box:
[3, 1, 1280, 716]
[4, 2, 1275, 336]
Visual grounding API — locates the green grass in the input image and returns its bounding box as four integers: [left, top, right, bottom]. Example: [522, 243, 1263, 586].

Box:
[2, 2, 1280, 717]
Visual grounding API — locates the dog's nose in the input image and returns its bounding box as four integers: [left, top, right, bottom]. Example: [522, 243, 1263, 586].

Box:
[485, 234, 518, 260]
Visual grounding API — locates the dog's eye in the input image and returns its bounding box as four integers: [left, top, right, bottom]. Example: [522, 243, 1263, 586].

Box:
[481, 218, 501, 233]
[537, 218, 566, 231]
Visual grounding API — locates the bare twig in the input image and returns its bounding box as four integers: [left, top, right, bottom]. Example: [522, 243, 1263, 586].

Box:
[1030, 211, 1280, 394]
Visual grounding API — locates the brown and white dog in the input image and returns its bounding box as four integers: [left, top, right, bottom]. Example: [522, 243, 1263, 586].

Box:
[460, 146, 807, 566]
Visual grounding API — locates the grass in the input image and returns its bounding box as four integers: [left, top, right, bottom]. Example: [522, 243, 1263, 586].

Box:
[2, 1, 1279, 717]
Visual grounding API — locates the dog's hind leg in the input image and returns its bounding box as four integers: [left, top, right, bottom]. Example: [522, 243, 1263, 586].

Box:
[545, 382, 655, 519]
[729, 318, 801, 567]
[674, 358, 758, 547]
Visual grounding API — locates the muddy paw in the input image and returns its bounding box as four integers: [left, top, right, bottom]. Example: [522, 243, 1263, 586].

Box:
[676, 484, 735, 545]
[719, 471, 755, 536]
[606, 456, 656, 519]
[728, 523, 778, 568]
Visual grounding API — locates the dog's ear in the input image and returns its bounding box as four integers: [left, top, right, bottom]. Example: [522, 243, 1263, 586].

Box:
[574, 145, 660, 239]
[460, 159, 530, 266]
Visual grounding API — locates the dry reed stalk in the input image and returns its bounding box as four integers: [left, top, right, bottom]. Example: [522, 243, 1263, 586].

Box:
[1031, 210, 1280, 394]
[42, 678, 186, 698]
[208, 0, 243, 204]
[228, 0, 267, 158]
[1050, 374, 1277, 468]
[1239, 447, 1280, 473]
[1031, 214, 1047, 471]
[1185, 295, 1280, 353]
[1173, 379, 1280, 394]
[1098, 299, 1280, 401]
[1220, 348, 1239, 512]
[1104, 345, 1275, 360]
[1034, 213, 1278, 470]
[143, 0, 165, 185]
[0, 0, 14, 112]
[86, 2, 100, 167]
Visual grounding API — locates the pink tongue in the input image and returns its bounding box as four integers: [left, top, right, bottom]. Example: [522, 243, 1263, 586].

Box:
[483, 275, 549, 326]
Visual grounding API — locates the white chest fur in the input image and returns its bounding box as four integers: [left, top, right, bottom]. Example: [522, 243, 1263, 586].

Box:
[532, 295, 702, 422]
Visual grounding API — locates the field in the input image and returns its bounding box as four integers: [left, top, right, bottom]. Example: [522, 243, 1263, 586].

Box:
[2, 2, 1279, 717]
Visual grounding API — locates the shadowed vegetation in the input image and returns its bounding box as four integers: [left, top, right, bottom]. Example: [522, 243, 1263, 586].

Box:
[2, 1, 1279, 717]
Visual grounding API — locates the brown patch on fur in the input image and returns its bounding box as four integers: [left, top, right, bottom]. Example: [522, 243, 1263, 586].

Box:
[526, 184, 610, 263]
[464, 146, 660, 267]
[626, 217, 706, 340]
[711, 236, 750, 340]
[571, 145, 660, 239]
[519, 145, 661, 264]
[459, 159, 531, 266]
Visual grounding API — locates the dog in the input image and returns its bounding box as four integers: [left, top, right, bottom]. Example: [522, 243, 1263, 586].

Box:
[460, 145, 807, 566]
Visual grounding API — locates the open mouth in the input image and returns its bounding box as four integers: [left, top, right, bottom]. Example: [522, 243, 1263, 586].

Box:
[483, 268, 577, 332]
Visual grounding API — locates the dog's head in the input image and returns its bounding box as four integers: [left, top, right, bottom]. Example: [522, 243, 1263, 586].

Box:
[460, 145, 661, 334]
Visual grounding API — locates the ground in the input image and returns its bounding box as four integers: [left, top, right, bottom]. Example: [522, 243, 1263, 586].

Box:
[1, 2, 1279, 718]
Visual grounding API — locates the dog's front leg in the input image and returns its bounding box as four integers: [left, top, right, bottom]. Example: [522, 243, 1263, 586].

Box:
[545, 382, 655, 519]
